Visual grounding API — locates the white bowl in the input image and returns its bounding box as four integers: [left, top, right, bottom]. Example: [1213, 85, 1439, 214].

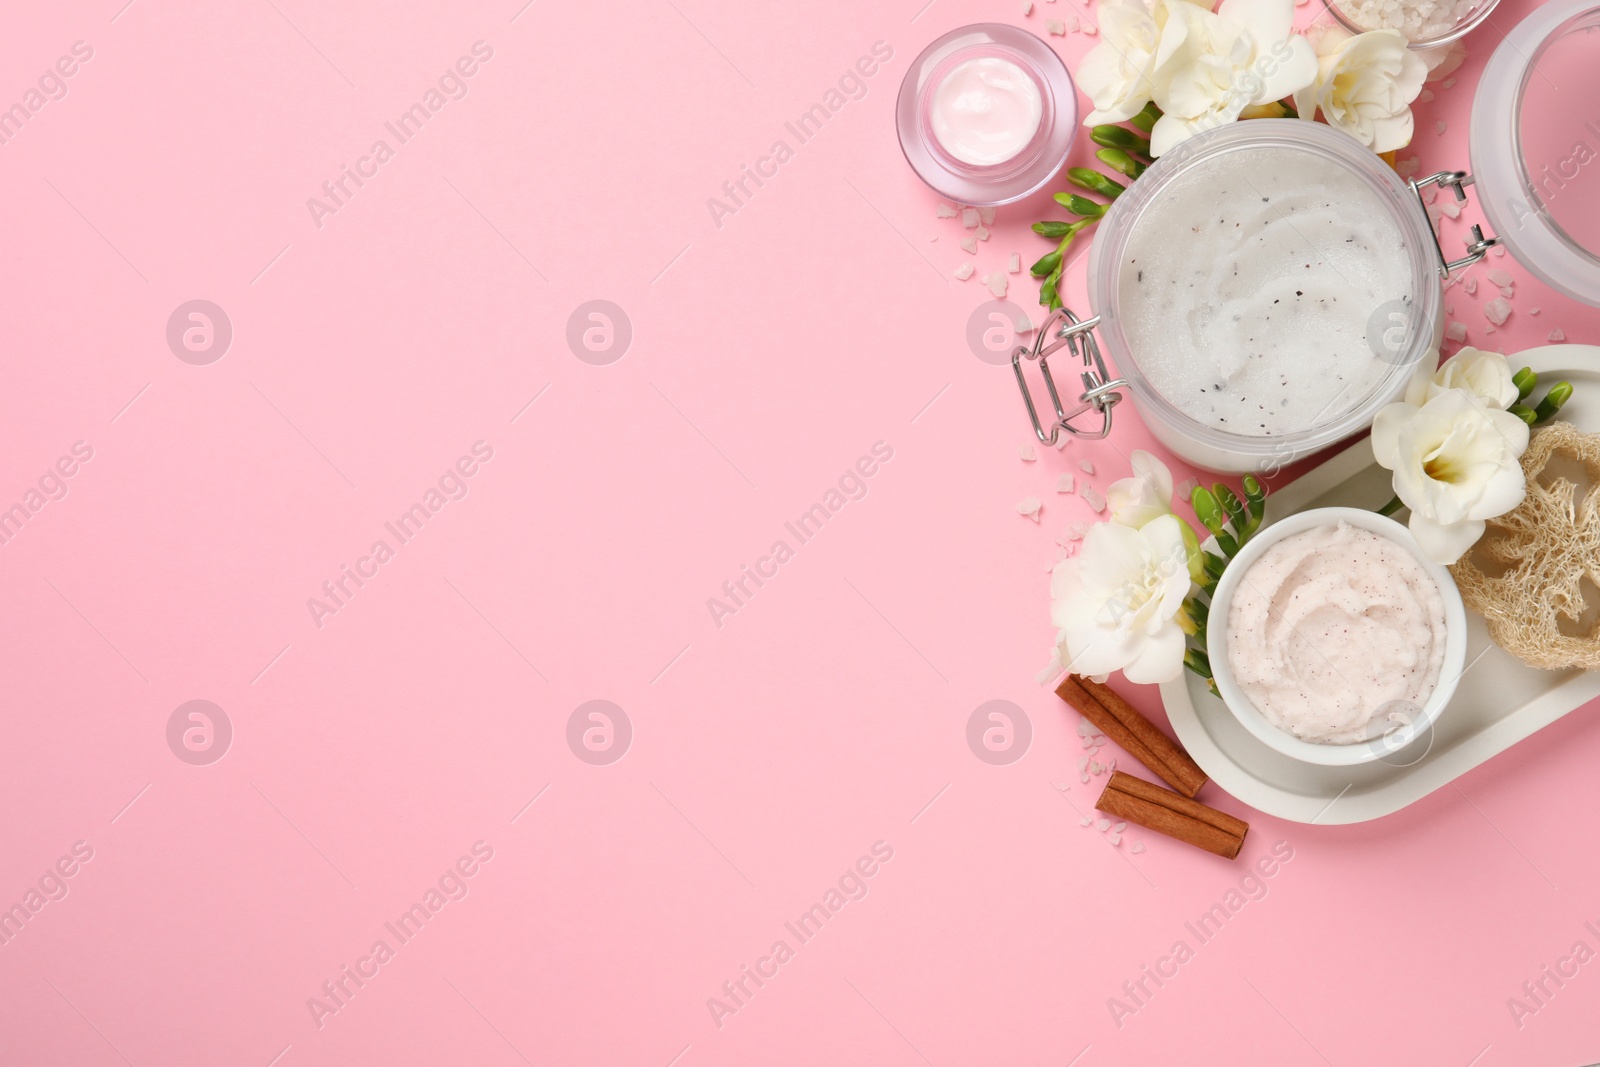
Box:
[1205, 506, 1468, 767]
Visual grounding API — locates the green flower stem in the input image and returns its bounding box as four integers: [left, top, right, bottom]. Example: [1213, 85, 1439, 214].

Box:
[1129, 101, 1161, 133]
[1534, 381, 1573, 423]
[1509, 403, 1537, 425]
[1090, 124, 1152, 159]
[1067, 167, 1126, 200]
[1241, 475, 1266, 535]
[1378, 495, 1405, 517]
[1514, 366, 1538, 402]
[1097, 148, 1146, 179]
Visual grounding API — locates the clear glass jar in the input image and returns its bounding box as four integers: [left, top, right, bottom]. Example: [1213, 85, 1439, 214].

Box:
[1323, 0, 1502, 50]
[1083, 120, 1444, 474]
[895, 24, 1078, 207]
[1469, 0, 1600, 306]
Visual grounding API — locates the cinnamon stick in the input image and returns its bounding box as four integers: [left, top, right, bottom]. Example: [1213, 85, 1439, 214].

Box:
[1096, 771, 1248, 860]
[1056, 675, 1208, 798]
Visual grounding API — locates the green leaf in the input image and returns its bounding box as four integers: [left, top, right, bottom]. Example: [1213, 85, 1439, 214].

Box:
[1534, 381, 1573, 424]
[1186, 594, 1209, 627]
[1241, 475, 1266, 535]
[1202, 551, 1226, 583]
[1061, 194, 1106, 218]
[1184, 647, 1212, 679]
[1514, 366, 1538, 402]
[1215, 484, 1247, 541]
[1032, 220, 1073, 238]
[1030, 249, 1063, 277]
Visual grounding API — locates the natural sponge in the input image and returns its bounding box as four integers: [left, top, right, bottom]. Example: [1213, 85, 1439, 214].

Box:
[1451, 421, 1600, 670]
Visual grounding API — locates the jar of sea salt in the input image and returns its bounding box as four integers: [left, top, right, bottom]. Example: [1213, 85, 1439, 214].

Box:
[1016, 120, 1443, 473]
[1325, 0, 1501, 49]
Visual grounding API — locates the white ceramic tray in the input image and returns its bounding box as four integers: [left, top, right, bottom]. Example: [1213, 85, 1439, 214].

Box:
[1162, 346, 1600, 824]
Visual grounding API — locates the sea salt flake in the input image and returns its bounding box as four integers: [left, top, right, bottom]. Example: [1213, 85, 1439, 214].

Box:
[1065, 521, 1087, 540]
[962, 208, 980, 228]
[1057, 473, 1075, 493]
[1439, 199, 1462, 219]
[1131, 842, 1146, 854]
[1009, 252, 1021, 273]
[984, 271, 1009, 297]
[935, 203, 957, 218]
[1096, 818, 1111, 831]
[1499, 285, 1514, 299]
[1462, 276, 1477, 295]
[975, 226, 991, 241]
[954, 262, 974, 280]
[1068, 14, 1081, 30]
[1550, 328, 1567, 342]
[1017, 496, 1042, 521]
[1078, 756, 1089, 773]
[1083, 22, 1097, 33]
[1493, 246, 1506, 257]
[979, 206, 996, 225]
[960, 237, 978, 253]
[1080, 815, 1092, 826]
[1445, 320, 1468, 342]
[1019, 443, 1037, 461]
[1108, 832, 1122, 846]
[1443, 77, 1456, 89]
[1112, 822, 1127, 833]
[1022, 0, 1033, 12]
[1177, 476, 1199, 500]
[1435, 120, 1448, 135]
[1080, 485, 1106, 513]
[1485, 268, 1513, 286]
[1484, 297, 1511, 325]
[1046, 19, 1067, 33]
[1418, 88, 1435, 102]
[1530, 307, 1541, 316]
[1078, 458, 1095, 474]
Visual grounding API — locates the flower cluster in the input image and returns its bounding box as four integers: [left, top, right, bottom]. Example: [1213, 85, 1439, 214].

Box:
[1371, 348, 1531, 564]
[1050, 452, 1196, 684]
[1078, 0, 1428, 155]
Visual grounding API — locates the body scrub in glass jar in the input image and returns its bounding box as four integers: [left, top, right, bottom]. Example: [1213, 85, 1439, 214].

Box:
[1084, 120, 1443, 472]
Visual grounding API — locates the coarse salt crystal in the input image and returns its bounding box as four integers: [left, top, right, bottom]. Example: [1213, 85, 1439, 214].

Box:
[936, 203, 957, 218]
[1009, 252, 1021, 274]
[1065, 521, 1087, 540]
[960, 237, 978, 253]
[1485, 268, 1513, 286]
[1078, 756, 1089, 773]
[975, 226, 990, 241]
[1445, 320, 1468, 342]
[1022, 0, 1033, 11]
[1435, 120, 1447, 135]
[1017, 496, 1042, 520]
[1019, 443, 1037, 461]
[1484, 297, 1511, 325]
[1068, 14, 1080, 30]
[1112, 822, 1127, 833]
[1080, 815, 1092, 827]
[1462, 276, 1477, 295]
[928, 235, 937, 242]
[1418, 88, 1434, 102]
[1493, 246, 1506, 257]
[954, 262, 974, 280]
[1077, 717, 1092, 736]
[979, 206, 996, 225]
[1550, 328, 1567, 342]
[1439, 199, 1462, 219]
[1131, 842, 1146, 854]
[1096, 818, 1111, 831]
[1443, 78, 1456, 89]
[1177, 476, 1198, 500]
[1499, 285, 1514, 299]
[1080, 485, 1106, 513]
[962, 208, 980, 228]
[1057, 473, 1075, 493]
[984, 272, 1009, 298]
[1078, 458, 1095, 474]
[1046, 18, 1067, 33]
[1530, 307, 1541, 316]
[1108, 832, 1122, 846]
[1083, 22, 1096, 33]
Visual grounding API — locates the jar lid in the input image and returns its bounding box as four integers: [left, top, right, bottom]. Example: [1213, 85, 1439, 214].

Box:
[1470, 0, 1600, 305]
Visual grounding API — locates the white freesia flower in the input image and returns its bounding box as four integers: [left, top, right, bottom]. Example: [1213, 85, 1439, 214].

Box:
[1051, 514, 1192, 683]
[1077, 0, 1197, 125]
[1107, 449, 1177, 529]
[1371, 388, 1529, 564]
[1403, 347, 1518, 410]
[1148, 0, 1317, 155]
[1293, 27, 1427, 153]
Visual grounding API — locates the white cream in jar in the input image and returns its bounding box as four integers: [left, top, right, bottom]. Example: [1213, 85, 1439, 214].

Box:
[1118, 145, 1414, 438]
[1225, 521, 1447, 745]
[929, 56, 1043, 167]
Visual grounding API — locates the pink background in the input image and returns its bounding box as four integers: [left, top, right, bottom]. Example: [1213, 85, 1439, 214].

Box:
[3, 0, 1600, 1064]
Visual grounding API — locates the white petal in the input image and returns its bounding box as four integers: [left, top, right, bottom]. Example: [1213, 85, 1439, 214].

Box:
[1408, 514, 1484, 565]
[1121, 623, 1187, 684]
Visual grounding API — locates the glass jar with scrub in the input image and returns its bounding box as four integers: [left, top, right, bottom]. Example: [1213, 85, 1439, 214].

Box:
[896, 24, 1078, 206]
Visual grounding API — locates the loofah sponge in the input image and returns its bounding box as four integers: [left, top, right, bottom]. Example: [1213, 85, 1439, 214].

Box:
[1451, 422, 1600, 670]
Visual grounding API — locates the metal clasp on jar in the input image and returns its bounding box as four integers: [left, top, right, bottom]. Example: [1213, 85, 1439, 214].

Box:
[1411, 170, 1500, 277]
[1010, 306, 1127, 444]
